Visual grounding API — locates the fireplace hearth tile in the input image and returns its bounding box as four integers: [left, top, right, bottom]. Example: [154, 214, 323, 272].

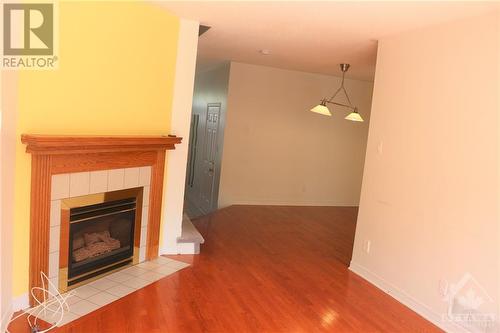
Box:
[30, 257, 190, 328]
[136, 260, 161, 270]
[35, 307, 76, 327]
[44, 293, 81, 309]
[122, 266, 149, 277]
[86, 292, 119, 306]
[138, 271, 164, 283]
[73, 285, 101, 299]
[165, 260, 190, 270]
[69, 299, 100, 316]
[150, 256, 178, 266]
[121, 277, 151, 290]
[31, 307, 60, 325]
[151, 265, 180, 275]
[106, 284, 135, 298]
[64, 295, 82, 306]
[105, 270, 134, 283]
[57, 312, 79, 326]
[88, 277, 119, 291]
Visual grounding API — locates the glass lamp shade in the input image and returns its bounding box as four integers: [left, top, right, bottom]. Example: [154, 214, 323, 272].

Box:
[345, 109, 363, 122]
[310, 102, 332, 116]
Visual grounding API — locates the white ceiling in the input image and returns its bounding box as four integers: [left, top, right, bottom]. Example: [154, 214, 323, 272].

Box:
[159, 1, 499, 81]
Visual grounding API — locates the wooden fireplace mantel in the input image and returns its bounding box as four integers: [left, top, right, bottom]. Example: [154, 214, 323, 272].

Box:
[22, 134, 182, 305]
[21, 134, 181, 154]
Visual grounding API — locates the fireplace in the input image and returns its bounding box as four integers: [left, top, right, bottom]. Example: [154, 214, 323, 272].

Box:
[59, 187, 143, 292]
[22, 134, 182, 305]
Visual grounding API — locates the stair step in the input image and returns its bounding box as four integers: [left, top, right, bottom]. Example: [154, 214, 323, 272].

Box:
[177, 214, 205, 244]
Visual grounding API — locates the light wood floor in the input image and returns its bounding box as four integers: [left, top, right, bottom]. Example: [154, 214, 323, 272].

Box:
[10, 205, 441, 332]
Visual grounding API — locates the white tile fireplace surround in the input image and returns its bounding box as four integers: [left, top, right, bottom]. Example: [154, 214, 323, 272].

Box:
[48, 167, 152, 290]
[30, 166, 192, 327]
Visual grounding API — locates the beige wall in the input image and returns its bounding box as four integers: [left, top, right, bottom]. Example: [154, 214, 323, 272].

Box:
[218, 62, 373, 208]
[351, 12, 499, 331]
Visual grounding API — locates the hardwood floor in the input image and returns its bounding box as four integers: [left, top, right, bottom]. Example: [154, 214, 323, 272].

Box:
[9, 205, 441, 332]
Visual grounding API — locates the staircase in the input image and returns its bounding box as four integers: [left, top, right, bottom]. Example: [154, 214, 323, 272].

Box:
[176, 214, 205, 254]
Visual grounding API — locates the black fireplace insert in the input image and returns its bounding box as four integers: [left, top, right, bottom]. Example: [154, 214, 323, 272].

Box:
[68, 196, 137, 285]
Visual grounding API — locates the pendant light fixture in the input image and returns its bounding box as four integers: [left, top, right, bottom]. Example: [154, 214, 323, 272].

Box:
[310, 64, 363, 122]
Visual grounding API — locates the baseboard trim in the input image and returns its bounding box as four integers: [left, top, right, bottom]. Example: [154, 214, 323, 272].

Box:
[160, 242, 200, 255]
[11, 293, 29, 312]
[220, 201, 359, 207]
[0, 304, 13, 332]
[348, 262, 468, 333]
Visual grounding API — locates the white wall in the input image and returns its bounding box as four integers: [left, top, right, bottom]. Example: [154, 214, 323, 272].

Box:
[218, 62, 373, 208]
[161, 19, 199, 255]
[350, 12, 499, 332]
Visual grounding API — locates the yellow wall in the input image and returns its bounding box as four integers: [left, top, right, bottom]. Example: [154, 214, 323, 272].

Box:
[13, 1, 180, 296]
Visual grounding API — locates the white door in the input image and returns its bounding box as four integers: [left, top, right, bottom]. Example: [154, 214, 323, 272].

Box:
[198, 103, 221, 213]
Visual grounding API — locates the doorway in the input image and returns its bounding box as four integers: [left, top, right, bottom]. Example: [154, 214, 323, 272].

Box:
[183, 63, 229, 218]
[185, 102, 223, 217]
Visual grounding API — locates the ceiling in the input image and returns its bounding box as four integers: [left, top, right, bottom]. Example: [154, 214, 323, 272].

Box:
[159, 1, 499, 81]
